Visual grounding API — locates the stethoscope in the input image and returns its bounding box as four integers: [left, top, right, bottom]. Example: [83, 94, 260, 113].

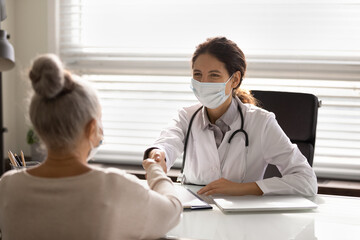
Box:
[177, 98, 249, 184]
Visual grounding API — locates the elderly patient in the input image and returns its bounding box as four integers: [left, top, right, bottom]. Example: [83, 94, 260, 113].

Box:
[0, 54, 181, 240]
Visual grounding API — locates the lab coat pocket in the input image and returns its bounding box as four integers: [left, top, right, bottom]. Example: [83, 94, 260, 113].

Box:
[184, 138, 220, 185]
[221, 136, 248, 182]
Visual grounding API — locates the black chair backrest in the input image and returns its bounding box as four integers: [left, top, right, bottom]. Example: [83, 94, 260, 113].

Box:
[251, 90, 320, 178]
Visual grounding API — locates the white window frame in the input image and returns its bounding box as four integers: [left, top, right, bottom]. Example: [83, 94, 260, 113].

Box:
[52, 0, 360, 181]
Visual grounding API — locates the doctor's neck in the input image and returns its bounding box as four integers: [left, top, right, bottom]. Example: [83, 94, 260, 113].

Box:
[206, 96, 232, 124]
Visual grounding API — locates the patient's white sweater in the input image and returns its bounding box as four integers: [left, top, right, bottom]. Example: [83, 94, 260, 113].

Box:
[0, 164, 182, 240]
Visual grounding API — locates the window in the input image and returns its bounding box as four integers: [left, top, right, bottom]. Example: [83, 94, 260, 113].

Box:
[59, 0, 360, 180]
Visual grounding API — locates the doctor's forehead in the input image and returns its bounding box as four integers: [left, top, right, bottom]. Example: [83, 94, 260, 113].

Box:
[193, 53, 227, 73]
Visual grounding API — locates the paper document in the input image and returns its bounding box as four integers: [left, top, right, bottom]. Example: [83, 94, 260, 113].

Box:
[174, 185, 212, 210]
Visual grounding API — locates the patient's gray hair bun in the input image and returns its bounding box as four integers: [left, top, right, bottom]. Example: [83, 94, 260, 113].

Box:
[29, 54, 68, 99]
[29, 54, 101, 151]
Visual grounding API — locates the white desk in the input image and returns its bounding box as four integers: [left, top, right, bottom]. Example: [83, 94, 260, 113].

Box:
[166, 185, 360, 240]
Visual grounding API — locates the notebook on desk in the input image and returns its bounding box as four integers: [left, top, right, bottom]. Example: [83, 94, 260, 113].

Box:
[213, 195, 318, 212]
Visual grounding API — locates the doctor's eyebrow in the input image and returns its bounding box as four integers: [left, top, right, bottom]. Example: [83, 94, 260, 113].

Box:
[208, 70, 222, 74]
[193, 69, 223, 74]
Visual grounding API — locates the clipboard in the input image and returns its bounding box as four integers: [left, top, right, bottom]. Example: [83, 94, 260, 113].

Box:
[174, 185, 212, 210]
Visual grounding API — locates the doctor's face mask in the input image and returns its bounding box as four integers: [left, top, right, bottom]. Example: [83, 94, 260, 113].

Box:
[190, 74, 234, 109]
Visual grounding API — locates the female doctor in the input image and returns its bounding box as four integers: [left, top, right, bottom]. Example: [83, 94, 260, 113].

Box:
[144, 37, 317, 197]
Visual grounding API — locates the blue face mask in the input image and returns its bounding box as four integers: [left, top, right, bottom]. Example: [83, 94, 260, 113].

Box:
[190, 74, 234, 109]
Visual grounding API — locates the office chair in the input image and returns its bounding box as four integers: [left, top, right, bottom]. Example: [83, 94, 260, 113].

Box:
[251, 90, 320, 178]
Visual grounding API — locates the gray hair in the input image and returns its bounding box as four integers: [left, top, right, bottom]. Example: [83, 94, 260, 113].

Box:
[29, 54, 100, 150]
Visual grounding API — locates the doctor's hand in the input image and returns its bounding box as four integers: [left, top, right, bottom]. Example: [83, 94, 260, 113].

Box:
[148, 149, 167, 173]
[197, 178, 263, 196]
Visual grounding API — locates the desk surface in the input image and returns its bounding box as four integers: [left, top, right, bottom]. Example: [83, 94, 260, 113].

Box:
[166, 185, 360, 240]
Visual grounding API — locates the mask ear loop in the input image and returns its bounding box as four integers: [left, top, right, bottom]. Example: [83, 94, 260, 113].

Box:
[89, 140, 94, 151]
[90, 120, 104, 149]
[226, 73, 235, 84]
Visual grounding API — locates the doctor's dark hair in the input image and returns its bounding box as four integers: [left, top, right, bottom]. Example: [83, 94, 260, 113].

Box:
[28, 54, 100, 150]
[192, 37, 257, 105]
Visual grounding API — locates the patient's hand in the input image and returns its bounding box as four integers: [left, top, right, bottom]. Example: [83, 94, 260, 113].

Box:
[148, 149, 167, 173]
[142, 158, 156, 171]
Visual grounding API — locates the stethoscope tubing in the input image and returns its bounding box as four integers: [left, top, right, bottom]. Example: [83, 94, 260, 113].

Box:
[181, 106, 202, 174]
[181, 100, 249, 174]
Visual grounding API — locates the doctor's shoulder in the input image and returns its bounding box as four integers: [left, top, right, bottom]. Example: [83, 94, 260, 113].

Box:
[243, 103, 276, 124]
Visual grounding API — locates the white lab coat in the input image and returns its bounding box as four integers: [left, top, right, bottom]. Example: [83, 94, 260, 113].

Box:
[150, 97, 318, 196]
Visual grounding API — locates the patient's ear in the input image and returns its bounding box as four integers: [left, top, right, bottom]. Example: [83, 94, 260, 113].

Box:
[85, 119, 97, 140]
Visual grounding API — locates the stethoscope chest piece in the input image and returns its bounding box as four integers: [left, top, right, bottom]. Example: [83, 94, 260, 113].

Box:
[176, 173, 186, 185]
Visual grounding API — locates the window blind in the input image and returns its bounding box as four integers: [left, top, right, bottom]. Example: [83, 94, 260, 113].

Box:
[59, 0, 360, 180]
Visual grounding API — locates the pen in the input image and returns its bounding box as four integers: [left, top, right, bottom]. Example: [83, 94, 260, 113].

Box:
[14, 154, 22, 166]
[8, 151, 17, 167]
[9, 151, 20, 167]
[21, 151, 26, 167]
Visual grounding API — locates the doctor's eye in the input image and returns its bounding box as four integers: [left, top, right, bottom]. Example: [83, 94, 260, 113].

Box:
[193, 72, 202, 79]
[210, 73, 221, 78]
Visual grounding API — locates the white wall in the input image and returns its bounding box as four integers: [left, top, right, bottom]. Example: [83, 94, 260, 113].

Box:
[2, 0, 55, 158]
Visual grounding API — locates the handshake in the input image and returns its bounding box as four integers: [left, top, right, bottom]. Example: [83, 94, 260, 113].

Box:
[142, 149, 167, 173]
